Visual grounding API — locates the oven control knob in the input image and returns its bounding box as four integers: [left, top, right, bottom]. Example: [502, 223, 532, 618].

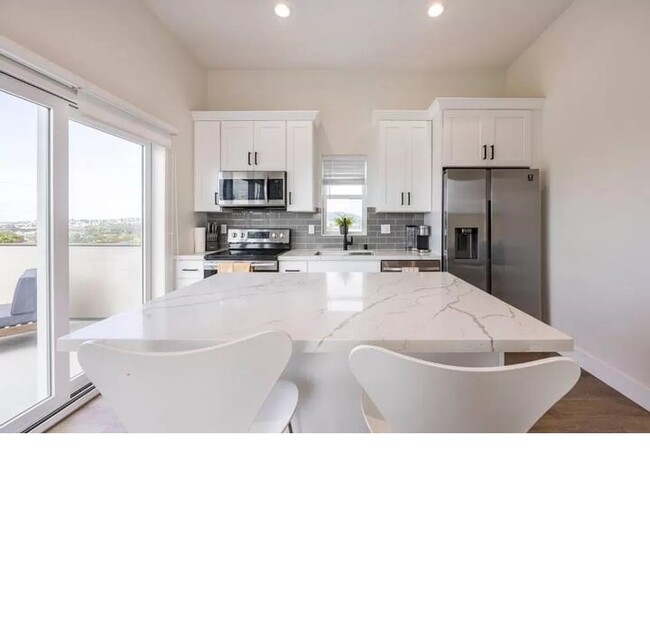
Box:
[271, 233, 277, 238]
[232, 232, 238, 238]
[279, 233, 284, 238]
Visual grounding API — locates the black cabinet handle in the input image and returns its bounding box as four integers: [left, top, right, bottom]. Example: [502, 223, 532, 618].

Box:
[401, 192, 404, 206]
[408, 192, 411, 206]
[214, 192, 218, 205]
[247, 152, 252, 166]
[482, 145, 487, 160]
[490, 145, 495, 160]
[289, 191, 292, 205]
[254, 152, 258, 165]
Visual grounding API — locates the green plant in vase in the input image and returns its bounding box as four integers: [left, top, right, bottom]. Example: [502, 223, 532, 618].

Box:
[334, 216, 354, 234]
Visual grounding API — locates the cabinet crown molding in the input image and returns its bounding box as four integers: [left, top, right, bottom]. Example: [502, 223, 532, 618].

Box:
[192, 110, 320, 122]
[372, 110, 432, 123]
[429, 97, 545, 115]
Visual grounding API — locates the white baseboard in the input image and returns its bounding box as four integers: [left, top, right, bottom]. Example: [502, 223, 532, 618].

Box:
[563, 347, 650, 412]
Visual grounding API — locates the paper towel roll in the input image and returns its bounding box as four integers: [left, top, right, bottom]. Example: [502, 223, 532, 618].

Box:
[194, 227, 206, 254]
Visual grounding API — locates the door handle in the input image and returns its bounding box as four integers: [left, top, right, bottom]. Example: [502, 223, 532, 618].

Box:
[401, 192, 404, 206]
[482, 145, 487, 160]
[247, 152, 252, 166]
[254, 152, 258, 165]
[408, 192, 411, 206]
[490, 145, 495, 160]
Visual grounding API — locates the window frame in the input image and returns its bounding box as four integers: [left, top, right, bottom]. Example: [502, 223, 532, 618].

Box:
[321, 155, 368, 237]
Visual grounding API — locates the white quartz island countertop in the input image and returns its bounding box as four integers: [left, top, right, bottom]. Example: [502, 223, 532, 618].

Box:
[59, 272, 573, 355]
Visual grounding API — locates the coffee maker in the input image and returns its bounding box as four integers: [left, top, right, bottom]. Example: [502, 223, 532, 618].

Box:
[416, 225, 431, 254]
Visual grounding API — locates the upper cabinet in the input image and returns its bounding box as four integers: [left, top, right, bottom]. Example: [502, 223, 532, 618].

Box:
[194, 121, 221, 213]
[192, 111, 319, 213]
[286, 120, 316, 212]
[440, 107, 534, 168]
[377, 120, 432, 212]
[221, 120, 286, 171]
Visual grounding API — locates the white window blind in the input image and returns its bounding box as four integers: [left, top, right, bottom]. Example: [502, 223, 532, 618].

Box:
[322, 155, 367, 235]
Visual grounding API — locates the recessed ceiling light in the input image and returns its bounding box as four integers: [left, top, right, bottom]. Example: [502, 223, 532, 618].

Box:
[428, 2, 445, 18]
[274, 3, 292, 19]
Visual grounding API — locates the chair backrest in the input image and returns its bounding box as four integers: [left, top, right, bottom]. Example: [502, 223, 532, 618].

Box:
[11, 269, 37, 316]
[349, 346, 581, 433]
[77, 331, 293, 432]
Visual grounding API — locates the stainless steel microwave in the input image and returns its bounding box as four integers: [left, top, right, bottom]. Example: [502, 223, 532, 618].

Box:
[217, 171, 287, 208]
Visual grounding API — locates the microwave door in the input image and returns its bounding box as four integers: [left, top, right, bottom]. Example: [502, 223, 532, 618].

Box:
[218, 172, 267, 207]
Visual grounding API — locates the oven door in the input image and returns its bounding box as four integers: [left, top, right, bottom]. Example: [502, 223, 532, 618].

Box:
[218, 171, 268, 207]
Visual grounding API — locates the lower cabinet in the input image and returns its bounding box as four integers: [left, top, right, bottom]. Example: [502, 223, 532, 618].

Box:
[175, 259, 204, 289]
[280, 261, 309, 273]
[304, 260, 381, 274]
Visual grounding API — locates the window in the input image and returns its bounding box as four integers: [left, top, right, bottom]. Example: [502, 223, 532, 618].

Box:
[321, 155, 367, 236]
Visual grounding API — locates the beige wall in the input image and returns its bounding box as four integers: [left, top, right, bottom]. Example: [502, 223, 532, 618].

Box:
[0, 0, 207, 254]
[507, 0, 650, 408]
[207, 69, 507, 155]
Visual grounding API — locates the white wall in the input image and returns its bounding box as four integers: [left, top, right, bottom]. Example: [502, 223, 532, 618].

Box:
[0, 0, 207, 254]
[208, 69, 506, 155]
[507, 0, 650, 408]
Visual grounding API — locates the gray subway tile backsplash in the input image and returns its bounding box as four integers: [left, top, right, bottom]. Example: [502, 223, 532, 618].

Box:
[206, 209, 424, 250]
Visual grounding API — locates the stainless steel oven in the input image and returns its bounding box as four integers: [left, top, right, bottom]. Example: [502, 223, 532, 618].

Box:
[217, 171, 287, 208]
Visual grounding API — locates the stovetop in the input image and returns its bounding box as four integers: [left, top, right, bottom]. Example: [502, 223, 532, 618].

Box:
[204, 228, 291, 262]
[204, 248, 287, 262]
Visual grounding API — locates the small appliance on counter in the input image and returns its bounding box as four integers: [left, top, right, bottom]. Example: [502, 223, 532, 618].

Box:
[416, 225, 431, 254]
[206, 221, 220, 252]
[405, 225, 418, 252]
[204, 228, 291, 277]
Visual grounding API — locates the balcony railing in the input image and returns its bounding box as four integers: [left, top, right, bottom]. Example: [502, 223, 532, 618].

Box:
[0, 244, 143, 319]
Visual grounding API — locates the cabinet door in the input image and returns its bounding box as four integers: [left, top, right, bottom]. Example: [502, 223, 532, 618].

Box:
[286, 121, 315, 212]
[307, 260, 381, 273]
[194, 121, 221, 212]
[221, 121, 254, 171]
[378, 122, 408, 211]
[486, 111, 532, 167]
[253, 121, 286, 170]
[405, 121, 432, 212]
[442, 111, 489, 167]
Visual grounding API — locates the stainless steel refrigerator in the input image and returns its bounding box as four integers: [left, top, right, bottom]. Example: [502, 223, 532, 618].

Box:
[443, 168, 542, 318]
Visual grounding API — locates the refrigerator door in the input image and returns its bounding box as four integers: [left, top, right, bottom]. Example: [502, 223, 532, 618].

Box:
[444, 169, 489, 291]
[490, 169, 542, 318]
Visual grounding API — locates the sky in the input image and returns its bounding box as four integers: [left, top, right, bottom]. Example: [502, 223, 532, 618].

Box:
[0, 89, 143, 223]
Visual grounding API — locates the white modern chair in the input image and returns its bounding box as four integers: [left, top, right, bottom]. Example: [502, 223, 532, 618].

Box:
[77, 331, 298, 433]
[349, 346, 581, 433]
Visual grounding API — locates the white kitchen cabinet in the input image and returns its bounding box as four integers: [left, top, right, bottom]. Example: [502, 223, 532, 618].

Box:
[442, 110, 532, 167]
[220, 121, 255, 170]
[253, 121, 286, 170]
[280, 261, 309, 273]
[286, 121, 316, 212]
[377, 120, 432, 212]
[307, 260, 381, 273]
[174, 258, 204, 290]
[194, 121, 221, 212]
[220, 120, 286, 171]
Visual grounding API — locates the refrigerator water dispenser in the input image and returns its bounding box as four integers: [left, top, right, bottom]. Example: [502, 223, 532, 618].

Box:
[455, 228, 479, 260]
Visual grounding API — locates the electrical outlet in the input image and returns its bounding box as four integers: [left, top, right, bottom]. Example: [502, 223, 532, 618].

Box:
[381, 224, 391, 235]
[220, 224, 227, 234]
[308, 225, 315, 235]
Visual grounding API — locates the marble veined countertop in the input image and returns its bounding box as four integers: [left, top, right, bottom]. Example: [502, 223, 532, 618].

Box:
[279, 249, 441, 261]
[58, 272, 573, 355]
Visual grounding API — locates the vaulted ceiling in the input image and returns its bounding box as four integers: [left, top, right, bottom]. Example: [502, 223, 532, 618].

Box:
[142, 0, 574, 70]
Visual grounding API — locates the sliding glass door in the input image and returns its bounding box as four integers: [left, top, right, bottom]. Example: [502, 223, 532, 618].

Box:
[0, 76, 69, 431]
[68, 120, 147, 386]
[0, 72, 163, 432]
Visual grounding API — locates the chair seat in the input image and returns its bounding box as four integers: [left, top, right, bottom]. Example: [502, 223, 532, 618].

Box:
[250, 380, 299, 433]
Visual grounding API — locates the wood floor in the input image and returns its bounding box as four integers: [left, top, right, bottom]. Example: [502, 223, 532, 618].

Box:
[49, 354, 650, 433]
